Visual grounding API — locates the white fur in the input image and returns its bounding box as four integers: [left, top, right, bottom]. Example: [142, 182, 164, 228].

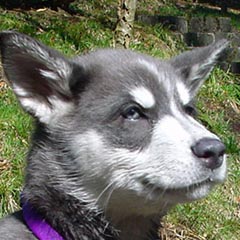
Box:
[52, 59, 72, 81]
[176, 81, 190, 104]
[13, 84, 29, 97]
[21, 97, 73, 124]
[130, 86, 155, 109]
[39, 69, 59, 80]
[170, 101, 217, 135]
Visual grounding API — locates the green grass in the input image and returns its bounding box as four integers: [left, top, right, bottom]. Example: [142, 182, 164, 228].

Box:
[0, 1, 239, 239]
[0, 87, 31, 215]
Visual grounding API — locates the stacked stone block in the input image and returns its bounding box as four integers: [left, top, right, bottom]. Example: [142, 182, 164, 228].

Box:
[137, 15, 240, 74]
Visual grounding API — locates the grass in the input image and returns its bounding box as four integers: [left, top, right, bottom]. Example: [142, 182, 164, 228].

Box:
[0, 84, 31, 215]
[0, 0, 239, 239]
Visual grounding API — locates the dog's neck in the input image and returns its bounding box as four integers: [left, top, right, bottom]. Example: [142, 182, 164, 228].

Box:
[103, 189, 170, 240]
[111, 215, 161, 240]
[22, 187, 164, 240]
[22, 188, 118, 240]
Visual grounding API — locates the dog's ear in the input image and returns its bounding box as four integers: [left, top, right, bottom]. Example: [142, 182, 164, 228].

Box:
[0, 31, 74, 124]
[170, 39, 229, 100]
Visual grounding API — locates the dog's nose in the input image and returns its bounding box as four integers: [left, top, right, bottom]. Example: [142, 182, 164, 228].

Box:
[191, 138, 225, 170]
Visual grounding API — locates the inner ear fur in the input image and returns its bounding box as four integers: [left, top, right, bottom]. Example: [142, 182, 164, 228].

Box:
[170, 39, 229, 99]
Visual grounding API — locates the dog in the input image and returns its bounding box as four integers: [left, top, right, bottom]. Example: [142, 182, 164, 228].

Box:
[0, 31, 228, 240]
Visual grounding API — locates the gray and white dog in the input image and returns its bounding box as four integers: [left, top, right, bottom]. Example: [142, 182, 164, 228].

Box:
[0, 31, 228, 240]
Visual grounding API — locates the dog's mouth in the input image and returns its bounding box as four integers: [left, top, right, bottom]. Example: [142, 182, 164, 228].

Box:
[141, 177, 213, 189]
[140, 177, 216, 202]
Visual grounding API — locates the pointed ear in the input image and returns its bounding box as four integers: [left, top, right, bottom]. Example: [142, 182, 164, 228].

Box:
[170, 39, 229, 101]
[0, 31, 74, 124]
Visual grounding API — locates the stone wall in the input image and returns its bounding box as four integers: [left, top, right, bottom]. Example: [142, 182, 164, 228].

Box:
[137, 15, 240, 74]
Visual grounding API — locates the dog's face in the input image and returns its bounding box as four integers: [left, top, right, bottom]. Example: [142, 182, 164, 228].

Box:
[0, 31, 228, 217]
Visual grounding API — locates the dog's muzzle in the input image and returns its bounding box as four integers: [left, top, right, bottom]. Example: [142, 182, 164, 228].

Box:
[191, 138, 225, 170]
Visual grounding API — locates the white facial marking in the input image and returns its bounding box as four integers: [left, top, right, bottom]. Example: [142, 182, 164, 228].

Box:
[170, 101, 218, 139]
[176, 81, 190, 105]
[155, 115, 190, 142]
[130, 86, 155, 109]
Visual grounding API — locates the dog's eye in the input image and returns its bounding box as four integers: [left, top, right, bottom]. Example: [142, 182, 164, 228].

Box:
[184, 105, 197, 117]
[122, 106, 144, 121]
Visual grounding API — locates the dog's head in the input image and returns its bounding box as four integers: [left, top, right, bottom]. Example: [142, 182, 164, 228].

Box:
[0, 31, 228, 217]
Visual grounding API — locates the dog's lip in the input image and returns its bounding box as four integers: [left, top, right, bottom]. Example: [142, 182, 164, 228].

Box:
[140, 177, 214, 193]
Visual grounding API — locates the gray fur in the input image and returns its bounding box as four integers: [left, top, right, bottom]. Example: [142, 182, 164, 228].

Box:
[0, 212, 36, 239]
[0, 31, 229, 240]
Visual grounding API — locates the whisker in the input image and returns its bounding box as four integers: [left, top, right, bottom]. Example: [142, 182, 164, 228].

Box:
[94, 181, 116, 206]
[101, 182, 117, 211]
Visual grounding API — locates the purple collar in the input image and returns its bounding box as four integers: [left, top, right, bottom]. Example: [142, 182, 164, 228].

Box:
[22, 199, 64, 240]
